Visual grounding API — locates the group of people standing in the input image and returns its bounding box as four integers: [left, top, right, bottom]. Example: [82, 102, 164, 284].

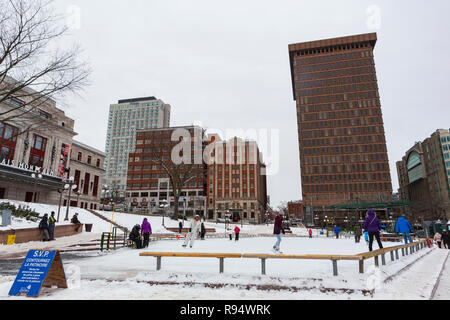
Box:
[38, 212, 82, 241]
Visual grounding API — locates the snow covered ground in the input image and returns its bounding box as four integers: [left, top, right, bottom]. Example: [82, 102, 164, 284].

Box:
[1, 199, 449, 300]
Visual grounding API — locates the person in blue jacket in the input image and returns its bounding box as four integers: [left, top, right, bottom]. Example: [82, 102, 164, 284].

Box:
[334, 225, 340, 239]
[395, 215, 413, 244]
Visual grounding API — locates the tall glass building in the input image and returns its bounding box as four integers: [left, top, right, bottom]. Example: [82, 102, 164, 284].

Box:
[104, 97, 171, 194]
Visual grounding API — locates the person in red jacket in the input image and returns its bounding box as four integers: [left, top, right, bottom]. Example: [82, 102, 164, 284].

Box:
[234, 225, 240, 241]
[308, 228, 312, 238]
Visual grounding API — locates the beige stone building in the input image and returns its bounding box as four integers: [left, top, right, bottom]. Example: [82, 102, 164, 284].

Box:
[0, 78, 105, 208]
[0, 81, 77, 203]
[66, 140, 105, 210]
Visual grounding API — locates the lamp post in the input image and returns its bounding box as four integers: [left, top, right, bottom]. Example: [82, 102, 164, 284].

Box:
[160, 199, 168, 227]
[56, 187, 65, 222]
[31, 170, 43, 203]
[101, 185, 109, 211]
[75, 191, 81, 208]
[64, 177, 77, 221]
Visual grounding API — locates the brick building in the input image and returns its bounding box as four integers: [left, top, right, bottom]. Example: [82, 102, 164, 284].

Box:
[287, 200, 304, 220]
[288, 33, 393, 215]
[205, 135, 268, 223]
[125, 126, 207, 216]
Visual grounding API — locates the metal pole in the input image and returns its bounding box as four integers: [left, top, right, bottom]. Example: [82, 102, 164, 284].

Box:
[57, 189, 63, 222]
[65, 183, 72, 221]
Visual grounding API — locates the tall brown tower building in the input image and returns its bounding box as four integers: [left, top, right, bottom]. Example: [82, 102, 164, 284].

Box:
[288, 33, 392, 208]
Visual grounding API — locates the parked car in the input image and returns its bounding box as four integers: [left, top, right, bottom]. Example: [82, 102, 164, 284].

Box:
[217, 218, 231, 223]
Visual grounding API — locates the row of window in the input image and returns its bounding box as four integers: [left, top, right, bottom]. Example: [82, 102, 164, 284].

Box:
[298, 82, 377, 98]
[295, 65, 375, 82]
[76, 152, 101, 167]
[296, 74, 377, 91]
[295, 50, 372, 65]
[303, 172, 390, 184]
[303, 152, 387, 165]
[296, 57, 373, 74]
[303, 182, 391, 193]
[302, 162, 389, 175]
[298, 89, 378, 105]
[300, 126, 383, 141]
[302, 143, 386, 156]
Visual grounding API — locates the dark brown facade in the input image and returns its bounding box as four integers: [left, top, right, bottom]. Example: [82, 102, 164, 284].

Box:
[396, 129, 450, 222]
[288, 32, 392, 208]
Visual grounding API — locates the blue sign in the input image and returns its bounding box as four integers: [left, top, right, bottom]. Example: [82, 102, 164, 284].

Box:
[9, 250, 57, 297]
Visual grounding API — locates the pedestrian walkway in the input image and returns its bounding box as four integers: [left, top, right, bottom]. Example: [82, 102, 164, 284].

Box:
[431, 250, 450, 300]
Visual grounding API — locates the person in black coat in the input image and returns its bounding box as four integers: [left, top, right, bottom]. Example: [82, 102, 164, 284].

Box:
[442, 230, 450, 249]
[200, 223, 206, 240]
[178, 221, 183, 234]
[38, 214, 50, 241]
[129, 224, 142, 249]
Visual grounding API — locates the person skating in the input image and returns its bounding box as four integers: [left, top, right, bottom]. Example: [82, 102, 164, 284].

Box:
[272, 212, 285, 253]
[141, 218, 152, 248]
[227, 226, 233, 240]
[200, 222, 206, 240]
[308, 228, 312, 238]
[234, 225, 240, 241]
[48, 211, 56, 240]
[353, 224, 362, 243]
[178, 220, 183, 234]
[434, 232, 442, 248]
[38, 214, 50, 241]
[395, 215, 413, 244]
[334, 225, 340, 239]
[362, 209, 383, 252]
[129, 224, 142, 249]
[182, 215, 201, 248]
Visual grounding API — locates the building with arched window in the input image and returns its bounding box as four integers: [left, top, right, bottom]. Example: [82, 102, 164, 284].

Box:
[396, 129, 450, 222]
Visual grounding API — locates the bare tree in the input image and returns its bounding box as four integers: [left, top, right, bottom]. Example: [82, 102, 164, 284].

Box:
[0, 0, 91, 136]
[154, 158, 197, 220]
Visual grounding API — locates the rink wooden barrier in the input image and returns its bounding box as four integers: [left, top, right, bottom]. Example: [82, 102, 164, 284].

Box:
[139, 239, 429, 276]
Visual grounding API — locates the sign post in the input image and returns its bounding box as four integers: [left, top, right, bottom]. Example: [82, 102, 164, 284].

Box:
[9, 250, 67, 297]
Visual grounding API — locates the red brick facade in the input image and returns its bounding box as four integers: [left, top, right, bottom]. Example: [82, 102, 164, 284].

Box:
[289, 33, 393, 208]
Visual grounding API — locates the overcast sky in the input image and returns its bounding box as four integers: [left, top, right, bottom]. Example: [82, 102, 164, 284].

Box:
[51, 0, 450, 208]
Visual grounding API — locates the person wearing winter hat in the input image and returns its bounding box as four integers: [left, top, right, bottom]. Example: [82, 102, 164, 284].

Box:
[141, 218, 152, 248]
[129, 224, 142, 249]
[362, 209, 383, 252]
[234, 225, 240, 241]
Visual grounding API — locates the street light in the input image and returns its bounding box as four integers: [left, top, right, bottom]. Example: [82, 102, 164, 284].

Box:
[160, 199, 168, 227]
[101, 185, 109, 211]
[31, 170, 43, 203]
[64, 177, 77, 221]
[56, 187, 65, 222]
